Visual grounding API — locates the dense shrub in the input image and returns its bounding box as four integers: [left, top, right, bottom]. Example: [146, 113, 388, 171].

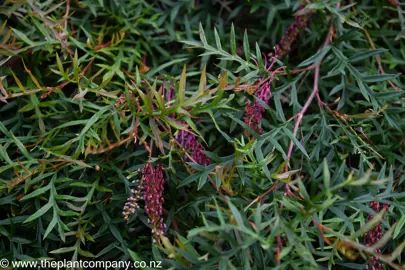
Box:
[1, 0, 405, 269]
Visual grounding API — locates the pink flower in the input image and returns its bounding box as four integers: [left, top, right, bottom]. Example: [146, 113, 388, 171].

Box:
[122, 188, 141, 221]
[244, 81, 271, 135]
[364, 201, 388, 270]
[142, 164, 166, 240]
[268, 5, 311, 60]
[176, 129, 210, 166]
[123, 163, 166, 241]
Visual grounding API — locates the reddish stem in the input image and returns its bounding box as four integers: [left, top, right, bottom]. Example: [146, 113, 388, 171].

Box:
[285, 22, 337, 171]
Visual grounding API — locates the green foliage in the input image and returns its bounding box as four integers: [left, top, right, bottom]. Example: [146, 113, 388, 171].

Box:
[1, 0, 405, 269]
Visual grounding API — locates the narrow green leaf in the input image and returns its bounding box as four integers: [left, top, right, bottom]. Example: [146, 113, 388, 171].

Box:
[362, 74, 397, 83]
[24, 203, 53, 223]
[373, 90, 405, 99]
[177, 65, 186, 105]
[21, 185, 51, 201]
[128, 249, 143, 261]
[164, 116, 188, 130]
[230, 23, 236, 55]
[349, 48, 388, 62]
[10, 69, 26, 93]
[0, 144, 14, 165]
[78, 249, 96, 258]
[197, 65, 206, 97]
[214, 27, 222, 50]
[350, 209, 386, 239]
[197, 170, 209, 190]
[43, 214, 58, 239]
[228, 199, 245, 229]
[12, 28, 35, 46]
[394, 213, 405, 239]
[214, 198, 226, 226]
[282, 127, 309, 158]
[208, 111, 232, 142]
[0, 122, 32, 160]
[77, 106, 109, 140]
[150, 80, 165, 112]
[299, 46, 331, 67]
[55, 53, 64, 74]
[323, 159, 331, 199]
[297, 179, 310, 200]
[199, 23, 208, 46]
[255, 42, 263, 68]
[178, 173, 200, 188]
[357, 79, 370, 101]
[50, 246, 76, 254]
[109, 224, 124, 243]
[243, 30, 250, 61]
[73, 49, 79, 80]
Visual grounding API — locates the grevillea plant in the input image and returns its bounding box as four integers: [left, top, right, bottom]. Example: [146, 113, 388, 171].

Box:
[1, 1, 405, 269]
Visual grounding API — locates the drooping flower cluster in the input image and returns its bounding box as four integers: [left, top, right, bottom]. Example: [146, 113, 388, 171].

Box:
[364, 201, 388, 270]
[122, 163, 166, 242]
[142, 163, 166, 242]
[268, 6, 311, 60]
[244, 81, 271, 135]
[163, 82, 210, 166]
[122, 187, 141, 221]
[176, 129, 210, 166]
